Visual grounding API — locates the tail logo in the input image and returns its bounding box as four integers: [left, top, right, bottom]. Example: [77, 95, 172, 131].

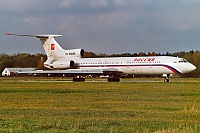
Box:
[51, 44, 55, 50]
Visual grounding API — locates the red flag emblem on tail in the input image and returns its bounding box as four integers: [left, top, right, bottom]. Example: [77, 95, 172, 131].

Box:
[51, 44, 55, 50]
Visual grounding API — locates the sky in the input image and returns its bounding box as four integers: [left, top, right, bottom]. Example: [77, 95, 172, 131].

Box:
[1, 0, 200, 55]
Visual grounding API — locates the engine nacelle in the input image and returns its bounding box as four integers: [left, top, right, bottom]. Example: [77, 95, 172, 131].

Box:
[52, 60, 75, 69]
[64, 49, 84, 58]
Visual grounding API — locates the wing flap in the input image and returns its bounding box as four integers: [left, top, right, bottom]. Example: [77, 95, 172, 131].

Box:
[18, 69, 103, 74]
[18, 68, 123, 75]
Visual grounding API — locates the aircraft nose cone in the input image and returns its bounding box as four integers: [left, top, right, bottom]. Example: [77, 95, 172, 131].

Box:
[191, 64, 197, 71]
[187, 64, 196, 72]
[181, 63, 196, 74]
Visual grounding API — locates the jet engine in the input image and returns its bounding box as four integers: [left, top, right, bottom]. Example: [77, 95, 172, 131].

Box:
[64, 49, 84, 58]
[52, 60, 75, 69]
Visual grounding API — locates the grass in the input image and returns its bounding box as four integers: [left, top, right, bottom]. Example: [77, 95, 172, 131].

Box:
[0, 78, 200, 132]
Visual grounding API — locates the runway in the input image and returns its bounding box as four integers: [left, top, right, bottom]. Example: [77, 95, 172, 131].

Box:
[1, 77, 199, 82]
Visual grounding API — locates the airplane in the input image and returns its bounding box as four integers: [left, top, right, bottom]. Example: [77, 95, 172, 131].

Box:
[6, 33, 196, 82]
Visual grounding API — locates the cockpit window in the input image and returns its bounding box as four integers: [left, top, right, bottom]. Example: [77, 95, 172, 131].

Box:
[179, 59, 187, 63]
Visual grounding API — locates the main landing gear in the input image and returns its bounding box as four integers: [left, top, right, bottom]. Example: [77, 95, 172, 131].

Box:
[163, 74, 170, 82]
[108, 76, 120, 82]
[73, 76, 85, 82]
[72, 75, 121, 82]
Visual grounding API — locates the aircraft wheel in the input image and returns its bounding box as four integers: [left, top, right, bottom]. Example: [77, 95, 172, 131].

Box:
[164, 77, 169, 82]
[108, 77, 120, 82]
[73, 78, 85, 82]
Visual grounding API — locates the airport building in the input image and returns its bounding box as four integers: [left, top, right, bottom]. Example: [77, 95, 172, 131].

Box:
[1, 68, 35, 76]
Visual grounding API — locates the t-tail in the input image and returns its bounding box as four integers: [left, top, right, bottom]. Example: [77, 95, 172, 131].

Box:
[6, 33, 84, 69]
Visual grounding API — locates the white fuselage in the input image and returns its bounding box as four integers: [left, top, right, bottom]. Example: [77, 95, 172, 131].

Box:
[69, 56, 196, 75]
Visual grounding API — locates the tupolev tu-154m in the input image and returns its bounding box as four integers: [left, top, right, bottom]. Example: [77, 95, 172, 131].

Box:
[6, 33, 196, 82]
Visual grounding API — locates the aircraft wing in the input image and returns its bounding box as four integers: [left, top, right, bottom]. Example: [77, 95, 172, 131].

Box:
[18, 68, 123, 75]
[101, 68, 124, 75]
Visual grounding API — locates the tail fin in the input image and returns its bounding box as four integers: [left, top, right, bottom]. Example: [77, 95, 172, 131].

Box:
[6, 33, 64, 60]
[6, 33, 84, 69]
[35, 35, 63, 59]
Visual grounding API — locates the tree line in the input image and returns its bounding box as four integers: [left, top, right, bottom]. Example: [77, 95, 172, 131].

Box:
[0, 50, 199, 77]
[0, 53, 47, 73]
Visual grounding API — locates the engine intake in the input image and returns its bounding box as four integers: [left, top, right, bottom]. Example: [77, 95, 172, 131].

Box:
[70, 60, 75, 67]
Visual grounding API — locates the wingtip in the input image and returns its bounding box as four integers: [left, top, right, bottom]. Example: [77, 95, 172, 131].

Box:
[5, 33, 36, 37]
[5, 33, 12, 36]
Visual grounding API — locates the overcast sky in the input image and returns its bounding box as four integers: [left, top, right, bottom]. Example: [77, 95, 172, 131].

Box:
[1, 0, 200, 55]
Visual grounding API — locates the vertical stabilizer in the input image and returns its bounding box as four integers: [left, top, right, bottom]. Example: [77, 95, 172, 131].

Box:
[6, 34, 65, 68]
[6, 33, 84, 69]
[35, 35, 65, 67]
[35, 35, 64, 59]
[6, 34, 63, 60]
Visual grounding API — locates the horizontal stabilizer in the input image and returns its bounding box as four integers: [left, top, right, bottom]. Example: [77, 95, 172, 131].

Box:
[6, 33, 35, 37]
[6, 33, 62, 38]
[35, 35, 62, 38]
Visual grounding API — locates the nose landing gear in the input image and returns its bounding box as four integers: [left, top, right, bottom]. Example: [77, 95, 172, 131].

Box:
[163, 74, 170, 82]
